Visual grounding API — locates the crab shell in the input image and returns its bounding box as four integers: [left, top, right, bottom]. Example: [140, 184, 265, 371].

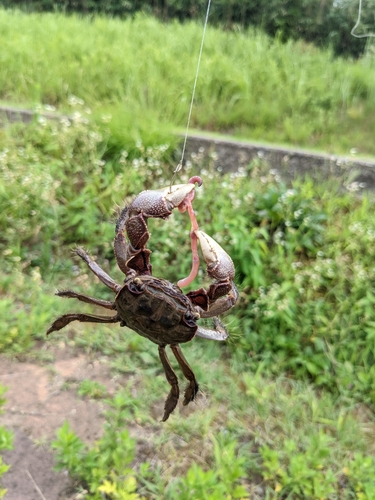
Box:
[115, 275, 199, 346]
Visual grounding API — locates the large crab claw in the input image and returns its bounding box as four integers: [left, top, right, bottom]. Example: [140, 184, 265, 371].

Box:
[114, 177, 202, 276]
[127, 182, 198, 220]
[195, 231, 235, 283]
[183, 230, 238, 317]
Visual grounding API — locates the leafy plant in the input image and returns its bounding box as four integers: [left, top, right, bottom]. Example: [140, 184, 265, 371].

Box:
[344, 453, 375, 499]
[52, 391, 142, 499]
[2, 69, 375, 497]
[0, 263, 71, 353]
[77, 380, 107, 399]
[260, 435, 336, 498]
[167, 432, 248, 499]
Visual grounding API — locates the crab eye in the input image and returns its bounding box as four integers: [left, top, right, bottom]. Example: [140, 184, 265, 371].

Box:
[128, 278, 145, 294]
[183, 310, 199, 327]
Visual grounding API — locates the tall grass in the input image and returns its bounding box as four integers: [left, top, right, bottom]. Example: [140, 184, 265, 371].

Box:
[1, 9, 375, 155]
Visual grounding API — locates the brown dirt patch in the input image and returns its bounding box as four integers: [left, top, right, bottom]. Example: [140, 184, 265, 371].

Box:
[0, 345, 125, 499]
[0, 342, 207, 499]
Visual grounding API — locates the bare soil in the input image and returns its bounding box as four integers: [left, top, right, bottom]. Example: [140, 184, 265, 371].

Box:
[0, 344, 128, 499]
[0, 340, 212, 499]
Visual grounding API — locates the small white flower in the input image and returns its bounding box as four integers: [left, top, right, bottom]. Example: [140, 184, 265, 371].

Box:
[37, 116, 47, 126]
[346, 182, 361, 192]
[60, 117, 71, 127]
[68, 94, 84, 106]
[44, 104, 56, 112]
[292, 261, 303, 269]
[101, 114, 112, 123]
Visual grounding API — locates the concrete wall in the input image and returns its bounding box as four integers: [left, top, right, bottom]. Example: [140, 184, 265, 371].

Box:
[182, 134, 375, 191]
[2, 105, 375, 190]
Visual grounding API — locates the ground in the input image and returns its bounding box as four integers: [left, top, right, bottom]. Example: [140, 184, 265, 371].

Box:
[0, 343, 134, 499]
[0, 337, 206, 499]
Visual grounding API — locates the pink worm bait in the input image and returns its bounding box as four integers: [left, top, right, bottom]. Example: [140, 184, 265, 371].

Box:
[177, 176, 203, 288]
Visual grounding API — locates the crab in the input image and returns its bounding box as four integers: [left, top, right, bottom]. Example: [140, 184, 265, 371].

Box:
[47, 176, 238, 421]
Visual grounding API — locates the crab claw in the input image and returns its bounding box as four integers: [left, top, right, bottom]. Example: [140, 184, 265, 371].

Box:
[195, 231, 235, 281]
[127, 183, 195, 219]
[182, 230, 237, 314]
[115, 178, 203, 277]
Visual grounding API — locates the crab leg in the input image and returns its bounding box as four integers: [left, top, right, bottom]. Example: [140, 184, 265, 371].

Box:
[158, 346, 180, 421]
[114, 207, 132, 276]
[170, 345, 199, 406]
[54, 290, 115, 310]
[74, 247, 122, 293]
[47, 313, 119, 335]
[195, 317, 229, 341]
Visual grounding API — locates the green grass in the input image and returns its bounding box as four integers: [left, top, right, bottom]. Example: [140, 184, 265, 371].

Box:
[2, 115, 375, 497]
[1, 9, 375, 156]
[51, 360, 375, 499]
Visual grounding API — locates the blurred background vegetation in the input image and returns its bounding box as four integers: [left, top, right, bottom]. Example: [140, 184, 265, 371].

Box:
[1, 10, 375, 156]
[2, 1, 375, 498]
[1, 0, 374, 58]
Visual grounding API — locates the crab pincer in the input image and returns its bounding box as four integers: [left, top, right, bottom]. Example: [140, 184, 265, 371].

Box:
[114, 177, 203, 276]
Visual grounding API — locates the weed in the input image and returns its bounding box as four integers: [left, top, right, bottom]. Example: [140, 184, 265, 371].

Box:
[167, 433, 249, 499]
[0, 263, 72, 353]
[52, 392, 141, 499]
[260, 436, 337, 498]
[77, 380, 107, 399]
[344, 454, 375, 499]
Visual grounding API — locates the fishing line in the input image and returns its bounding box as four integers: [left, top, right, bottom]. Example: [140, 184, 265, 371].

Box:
[351, 0, 375, 38]
[169, 0, 212, 190]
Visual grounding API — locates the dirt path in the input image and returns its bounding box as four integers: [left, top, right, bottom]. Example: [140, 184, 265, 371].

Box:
[0, 346, 123, 499]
